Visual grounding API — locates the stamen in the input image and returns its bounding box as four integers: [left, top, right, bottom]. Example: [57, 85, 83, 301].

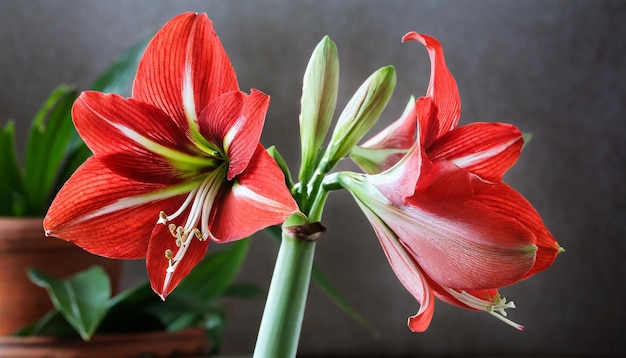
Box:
[446, 288, 524, 330]
[164, 185, 200, 222]
[157, 167, 226, 295]
[193, 228, 205, 241]
[158, 211, 168, 224]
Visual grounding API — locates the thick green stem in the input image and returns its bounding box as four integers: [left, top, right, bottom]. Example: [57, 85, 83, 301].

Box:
[253, 216, 316, 358]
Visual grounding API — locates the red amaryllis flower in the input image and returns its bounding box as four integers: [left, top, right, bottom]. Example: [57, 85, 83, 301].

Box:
[338, 32, 562, 332]
[44, 13, 298, 298]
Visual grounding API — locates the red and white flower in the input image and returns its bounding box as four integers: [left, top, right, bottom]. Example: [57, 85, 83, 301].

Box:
[44, 13, 298, 298]
[338, 32, 562, 331]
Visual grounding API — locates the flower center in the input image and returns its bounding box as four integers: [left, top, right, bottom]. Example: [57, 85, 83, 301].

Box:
[445, 288, 524, 330]
[156, 166, 227, 294]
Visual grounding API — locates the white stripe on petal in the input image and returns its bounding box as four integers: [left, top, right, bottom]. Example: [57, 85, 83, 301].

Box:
[223, 115, 245, 152]
[182, 62, 198, 123]
[231, 182, 291, 212]
[450, 137, 518, 169]
[77, 181, 198, 224]
[81, 99, 208, 166]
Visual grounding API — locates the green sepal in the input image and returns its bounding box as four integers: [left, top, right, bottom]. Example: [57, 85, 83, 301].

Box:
[522, 132, 533, 149]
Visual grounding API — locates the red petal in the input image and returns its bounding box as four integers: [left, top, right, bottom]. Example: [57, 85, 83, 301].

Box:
[392, 192, 537, 290]
[73, 91, 197, 183]
[354, 199, 435, 332]
[368, 105, 434, 204]
[474, 182, 561, 279]
[44, 159, 185, 258]
[199, 90, 269, 180]
[427, 122, 523, 182]
[403, 33, 460, 147]
[209, 145, 298, 242]
[371, 142, 431, 204]
[133, 13, 238, 124]
[415, 160, 482, 201]
[146, 218, 209, 299]
[361, 96, 418, 151]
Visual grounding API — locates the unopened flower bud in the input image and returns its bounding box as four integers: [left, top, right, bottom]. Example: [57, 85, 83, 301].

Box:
[298, 36, 339, 184]
[322, 66, 396, 170]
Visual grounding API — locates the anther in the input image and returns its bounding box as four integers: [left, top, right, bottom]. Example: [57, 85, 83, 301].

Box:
[165, 249, 174, 260]
[168, 224, 177, 236]
[193, 228, 204, 241]
[158, 211, 168, 224]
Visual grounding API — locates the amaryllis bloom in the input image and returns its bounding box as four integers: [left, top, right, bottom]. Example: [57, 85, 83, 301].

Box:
[337, 32, 562, 331]
[44, 13, 298, 298]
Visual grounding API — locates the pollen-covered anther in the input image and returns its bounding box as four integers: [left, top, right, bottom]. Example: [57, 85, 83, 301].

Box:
[158, 211, 168, 225]
[193, 228, 206, 241]
[488, 294, 516, 317]
[164, 249, 174, 260]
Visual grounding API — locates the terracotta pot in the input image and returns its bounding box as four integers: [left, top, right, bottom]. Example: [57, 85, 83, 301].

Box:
[0, 217, 124, 335]
[0, 328, 211, 357]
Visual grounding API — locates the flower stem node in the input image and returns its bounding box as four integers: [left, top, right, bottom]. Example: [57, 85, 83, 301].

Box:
[283, 222, 327, 242]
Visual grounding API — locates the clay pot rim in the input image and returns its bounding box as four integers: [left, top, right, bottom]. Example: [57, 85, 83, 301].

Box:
[0, 327, 208, 345]
[0, 328, 211, 357]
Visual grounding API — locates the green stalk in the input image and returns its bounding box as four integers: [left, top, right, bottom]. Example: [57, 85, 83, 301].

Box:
[253, 215, 316, 357]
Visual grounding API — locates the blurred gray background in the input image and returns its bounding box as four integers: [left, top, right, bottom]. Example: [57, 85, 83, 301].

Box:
[1, 0, 624, 356]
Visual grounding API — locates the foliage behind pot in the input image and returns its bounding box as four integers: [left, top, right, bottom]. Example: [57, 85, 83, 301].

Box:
[0, 39, 145, 335]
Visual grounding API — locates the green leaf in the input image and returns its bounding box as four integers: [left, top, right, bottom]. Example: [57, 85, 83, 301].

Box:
[311, 265, 377, 336]
[28, 266, 111, 341]
[223, 283, 262, 299]
[107, 280, 154, 309]
[97, 281, 167, 334]
[173, 239, 250, 303]
[105, 240, 252, 334]
[23, 85, 78, 215]
[14, 310, 79, 338]
[53, 142, 92, 195]
[90, 37, 148, 96]
[0, 121, 23, 215]
[203, 307, 227, 354]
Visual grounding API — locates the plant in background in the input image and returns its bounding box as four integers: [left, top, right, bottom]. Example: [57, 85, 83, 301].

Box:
[42, 12, 563, 358]
[19, 240, 253, 352]
[0, 36, 145, 218]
